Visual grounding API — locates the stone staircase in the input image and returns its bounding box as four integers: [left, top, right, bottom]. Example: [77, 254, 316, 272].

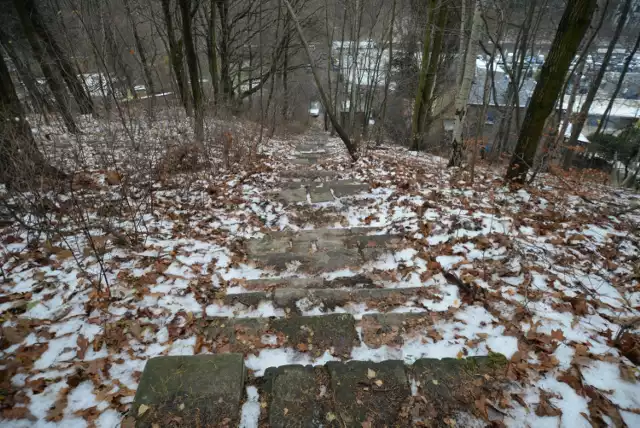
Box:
[130, 134, 508, 427]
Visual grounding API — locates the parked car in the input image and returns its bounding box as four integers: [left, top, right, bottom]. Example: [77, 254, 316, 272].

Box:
[309, 101, 320, 117]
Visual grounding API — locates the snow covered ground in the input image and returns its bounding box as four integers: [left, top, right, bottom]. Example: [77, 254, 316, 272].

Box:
[1, 118, 640, 426]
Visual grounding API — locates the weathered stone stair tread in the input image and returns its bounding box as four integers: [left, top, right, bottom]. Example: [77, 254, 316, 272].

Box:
[328, 360, 410, 427]
[264, 365, 322, 427]
[242, 274, 375, 291]
[296, 143, 326, 152]
[272, 286, 431, 310]
[281, 179, 363, 189]
[412, 355, 508, 422]
[223, 286, 432, 314]
[280, 169, 342, 179]
[252, 226, 397, 240]
[245, 228, 402, 271]
[132, 354, 508, 427]
[278, 180, 370, 203]
[131, 354, 245, 427]
[205, 313, 358, 357]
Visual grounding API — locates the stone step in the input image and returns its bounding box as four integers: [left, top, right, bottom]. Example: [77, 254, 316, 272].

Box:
[241, 274, 375, 291]
[204, 313, 358, 358]
[131, 353, 245, 427]
[278, 180, 370, 203]
[132, 353, 508, 427]
[244, 228, 402, 272]
[296, 143, 326, 152]
[223, 286, 434, 314]
[280, 169, 341, 179]
[196, 311, 440, 351]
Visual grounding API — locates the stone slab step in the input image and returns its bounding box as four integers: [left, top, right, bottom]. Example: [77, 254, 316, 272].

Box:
[204, 313, 358, 358]
[272, 287, 433, 312]
[245, 228, 402, 272]
[278, 180, 370, 203]
[280, 169, 341, 179]
[198, 310, 442, 352]
[328, 360, 410, 426]
[131, 354, 245, 427]
[241, 274, 375, 291]
[296, 143, 326, 152]
[131, 354, 508, 427]
[223, 286, 437, 316]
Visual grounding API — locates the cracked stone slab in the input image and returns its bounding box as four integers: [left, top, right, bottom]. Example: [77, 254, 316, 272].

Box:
[296, 143, 326, 152]
[360, 312, 435, 348]
[278, 181, 369, 203]
[280, 169, 341, 179]
[203, 314, 359, 357]
[264, 365, 322, 428]
[132, 354, 245, 427]
[272, 287, 429, 312]
[245, 228, 402, 271]
[243, 274, 374, 291]
[327, 360, 410, 426]
[270, 313, 358, 358]
[292, 157, 317, 165]
[412, 355, 508, 423]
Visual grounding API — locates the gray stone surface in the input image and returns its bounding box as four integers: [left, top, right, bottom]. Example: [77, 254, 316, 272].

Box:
[292, 157, 316, 165]
[202, 314, 358, 357]
[243, 274, 374, 291]
[296, 144, 326, 152]
[266, 365, 322, 427]
[411, 355, 508, 423]
[245, 228, 402, 271]
[327, 360, 410, 427]
[270, 313, 358, 358]
[280, 169, 341, 179]
[360, 312, 434, 348]
[272, 287, 425, 311]
[132, 354, 245, 427]
[278, 187, 308, 203]
[278, 181, 369, 204]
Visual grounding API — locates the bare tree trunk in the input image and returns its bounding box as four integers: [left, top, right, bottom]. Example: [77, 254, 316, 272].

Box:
[333, 7, 348, 133]
[448, 0, 482, 167]
[456, 0, 467, 87]
[283, 0, 357, 160]
[0, 51, 63, 186]
[558, 58, 587, 169]
[282, 26, 289, 119]
[216, 0, 234, 102]
[596, 30, 640, 135]
[411, 0, 436, 151]
[23, 0, 94, 116]
[567, 0, 632, 147]
[104, 22, 137, 99]
[13, 0, 78, 133]
[207, 0, 220, 104]
[506, 0, 598, 183]
[376, 0, 396, 146]
[179, 0, 204, 142]
[470, 21, 494, 184]
[0, 31, 54, 119]
[420, 3, 448, 138]
[161, 0, 189, 112]
[124, 0, 155, 97]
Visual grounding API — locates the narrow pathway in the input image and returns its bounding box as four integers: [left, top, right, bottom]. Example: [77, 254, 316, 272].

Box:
[130, 133, 509, 427]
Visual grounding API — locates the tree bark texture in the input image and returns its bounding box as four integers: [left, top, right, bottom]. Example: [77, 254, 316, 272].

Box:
[179, 0, 204, 142]
[448, 0, 482, 167]
[13, 0, 78, 133]
[506, 0, 598, 183]
[23, 0, 94, 115]
[567, 0, 632, 147]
